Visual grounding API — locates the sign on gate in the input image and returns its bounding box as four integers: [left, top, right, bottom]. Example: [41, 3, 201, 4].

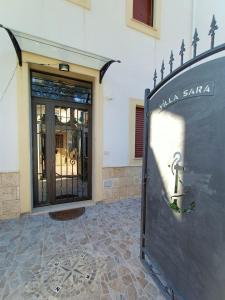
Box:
[141, 16, 225, 300]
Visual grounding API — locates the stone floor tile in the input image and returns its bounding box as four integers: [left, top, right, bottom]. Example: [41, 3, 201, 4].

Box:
[25, 214, 45, 229]
[0, 198, 168, 300]
[0, 269, 9, 298]
[42, 233, 67, 256]
[16, 235, 44, 256]
[65, 230, 90, 248]
[0, 247, 15, 270]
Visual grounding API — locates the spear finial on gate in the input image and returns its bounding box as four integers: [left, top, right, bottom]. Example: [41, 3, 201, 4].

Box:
[169, 51, 174, 73]
[160, 60, 165, 81]
[153, 69, 157, 88]
[192, 28, 200, 58]
[209, 15, 218, 49]
[179, 39, 186, 66]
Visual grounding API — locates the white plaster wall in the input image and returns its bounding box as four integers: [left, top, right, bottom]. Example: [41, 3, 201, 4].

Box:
[0, 0, 203, 171]
[0, 31, 18, 172]
[192, 0, 225, 53]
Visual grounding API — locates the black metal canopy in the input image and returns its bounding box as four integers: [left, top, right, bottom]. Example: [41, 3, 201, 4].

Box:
[0, 25, 121, 83]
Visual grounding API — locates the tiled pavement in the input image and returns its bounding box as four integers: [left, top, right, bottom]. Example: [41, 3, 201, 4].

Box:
[0, 199, 168, 300]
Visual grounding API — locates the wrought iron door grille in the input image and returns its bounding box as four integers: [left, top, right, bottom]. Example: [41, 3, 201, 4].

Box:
[32, 72, 92, 207]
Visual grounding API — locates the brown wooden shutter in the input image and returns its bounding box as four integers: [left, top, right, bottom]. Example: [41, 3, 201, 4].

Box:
[135, 106, 144, 158]
[133, 0, 153, 27]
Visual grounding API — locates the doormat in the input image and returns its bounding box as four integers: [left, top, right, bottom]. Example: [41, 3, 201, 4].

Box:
[49, 207, 85, 221]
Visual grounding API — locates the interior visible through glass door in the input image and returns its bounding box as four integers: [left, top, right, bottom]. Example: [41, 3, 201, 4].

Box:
[55, 106, 89, 203]
[33, 104, 48, 206]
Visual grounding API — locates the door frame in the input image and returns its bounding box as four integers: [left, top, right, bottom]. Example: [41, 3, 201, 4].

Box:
[17, 51, 103, 213]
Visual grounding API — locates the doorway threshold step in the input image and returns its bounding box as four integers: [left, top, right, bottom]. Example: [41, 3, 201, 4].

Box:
[32, 200, 94, 215]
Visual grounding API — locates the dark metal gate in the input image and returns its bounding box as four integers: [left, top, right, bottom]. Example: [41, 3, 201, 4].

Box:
[31, 71, 92, 207]
[141, 16, 225, 300]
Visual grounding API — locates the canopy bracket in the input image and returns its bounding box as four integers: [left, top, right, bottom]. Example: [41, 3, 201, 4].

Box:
[0, 24, 22, 66]
[99, 60, 121, 84]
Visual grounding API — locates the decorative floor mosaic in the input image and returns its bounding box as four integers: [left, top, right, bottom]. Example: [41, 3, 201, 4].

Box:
[0, 199, 168, 300]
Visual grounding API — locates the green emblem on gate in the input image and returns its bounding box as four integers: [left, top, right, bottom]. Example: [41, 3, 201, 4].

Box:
[168, 152, 195, 214]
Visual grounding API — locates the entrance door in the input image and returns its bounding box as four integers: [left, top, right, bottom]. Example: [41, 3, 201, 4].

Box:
[31, 72, 92, 207]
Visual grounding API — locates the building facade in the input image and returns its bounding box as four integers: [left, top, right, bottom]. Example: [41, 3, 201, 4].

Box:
[0, 0, 223, 219]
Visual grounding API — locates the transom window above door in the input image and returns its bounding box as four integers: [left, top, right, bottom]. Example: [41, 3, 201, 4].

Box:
[31, 72, 92, 104]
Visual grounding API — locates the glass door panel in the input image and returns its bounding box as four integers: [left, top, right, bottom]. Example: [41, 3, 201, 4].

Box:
[33, 104, 47, 206]
[33, 101, 91, 207]
[54, 106, 89, 203]
[74, 108, 89, 199]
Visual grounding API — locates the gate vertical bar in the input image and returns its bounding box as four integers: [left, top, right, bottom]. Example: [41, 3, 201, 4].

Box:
[140, 88, 151, 260]
[32, 103, 39, 207]
[46, 103, 56, 205]
[88, 106, 93, 199]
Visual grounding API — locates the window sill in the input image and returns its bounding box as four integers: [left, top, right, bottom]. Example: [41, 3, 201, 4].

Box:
[129, 157, 143, 167]
[127, 18, 160, 39]
[66, 0, 91, 10]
